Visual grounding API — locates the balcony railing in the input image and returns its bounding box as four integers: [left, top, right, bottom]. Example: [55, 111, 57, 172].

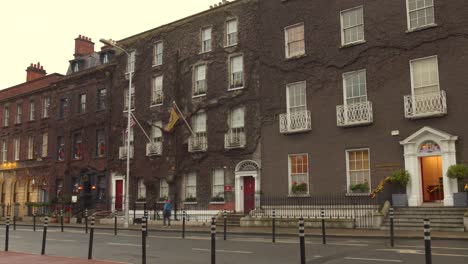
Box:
[119, 146, 134, 159]
[224, 128, 246, 149]
[404, 90, 447, 119]
[188, 132, 208, 152]
[336, 101, 373, 127]
[279, 110, 311, 134]
[146, 141, 162, 156]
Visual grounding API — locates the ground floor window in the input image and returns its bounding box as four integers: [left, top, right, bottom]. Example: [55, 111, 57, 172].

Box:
[346, 149, 370, 193]
[159, 179, 169, 199]
[289, 154, 309, 195]
[212, 169, 225, 201]
[185, 172, 197, 202]
[137, 178, 146, 200]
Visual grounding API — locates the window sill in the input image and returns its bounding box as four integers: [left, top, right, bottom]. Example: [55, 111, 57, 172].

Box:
[285, 54, 306, 61]
[340, 40, 366, 49]
[224, 44, 238, 48]
[228, 86, 244, 91]
[183, 201, 198, 205]
[199, 50, 212, 55]
[406, 23, 438, 33]
[192, 94, 206, 99]
[210, 201, 226, 205]
[152, 64, 163, 68]
[287, 194, 310, 198]
[150, 103, 163, 108]
[345, 192, 371, 197]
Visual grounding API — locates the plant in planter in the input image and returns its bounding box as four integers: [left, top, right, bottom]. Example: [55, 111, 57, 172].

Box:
[291, 182, 308, 194]
[185, 196, 197, 203]
[371, 169, 410, 207]
[350, 181, 370, 193]
[447, 164, 468, 206]
[210, 196, 225, 203]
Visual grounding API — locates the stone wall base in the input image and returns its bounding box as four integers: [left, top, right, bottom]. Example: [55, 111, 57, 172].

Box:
[240, 217, 354, 229]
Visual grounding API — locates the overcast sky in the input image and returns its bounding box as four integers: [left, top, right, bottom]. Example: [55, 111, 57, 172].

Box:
[0, 0, 220, 89]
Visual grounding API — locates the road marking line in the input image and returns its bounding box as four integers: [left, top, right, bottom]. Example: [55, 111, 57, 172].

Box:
[108, 242, 149, 247]
[397, 245, 468, 251]
[192, 248, 253, 254]
[377, 249, 468, 258]
[0, 235, 22, 238]
[47, 238, 77, 242]
[345, 257, 402, 262]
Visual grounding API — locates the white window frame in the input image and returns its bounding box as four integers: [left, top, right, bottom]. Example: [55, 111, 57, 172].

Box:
[97, 88, 106, 111]
[126, 50, 136, 74]
[159, 179, 169, 199]
[201, 27, 212, 53]
[406, 0, 436, 31]
[42, 96, 50, 118]
[193, 64, 207, 97]
[228, 54, 244, 90]
[340, 6, 365, 46]
[124, 85, 135, 111]
[342, 69, 367, 105]
[151, 75, 163, 106]
[15, 103, 22, 124]
[96, 129, 106, 157]
[192, 112, 207, 133]
[345, 148, 371, 194]
[151, 121, 163, 143]
[288, 153, 309, 196]
[79, 93, 86, 113]
[185, 172, 197, 200]
[229, 107, 245, 129]
[41, 132, 48, 157]
[212, 169, 225, 199]
[284, 23, 305, 59]
[409, 55, 440, 96]
[137, 178, 146, 200]
[28, 135, 34, 160]
[225, 18, 238, 47]
[286, 81, 307, 114]
[29, 100, 35, 121]
[2, 139, 7, 162]
[153, 41, 163, 66]
[3, 106, 9, 127]
[14, 137, 20, 161]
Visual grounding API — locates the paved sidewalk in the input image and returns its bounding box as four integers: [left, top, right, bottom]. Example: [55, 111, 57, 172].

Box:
[0, 251, 128, 264]
[5, 221, 468, 240]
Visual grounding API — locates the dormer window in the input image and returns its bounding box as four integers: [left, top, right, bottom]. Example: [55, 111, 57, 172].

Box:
[100, 50, 115, 64]
[70, 60, 84, 73]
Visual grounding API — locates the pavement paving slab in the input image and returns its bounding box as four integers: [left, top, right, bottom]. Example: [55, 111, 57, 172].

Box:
[0, 251, 130, 264]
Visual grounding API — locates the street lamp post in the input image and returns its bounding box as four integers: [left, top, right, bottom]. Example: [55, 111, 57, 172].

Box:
[100, 38, 132, 228]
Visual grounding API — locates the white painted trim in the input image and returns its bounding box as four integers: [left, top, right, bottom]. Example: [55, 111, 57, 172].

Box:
[345, 148, 371, 193]
[110, 173, 125, 212]
[234, 160, 261, 213]
[286, 81, 307, 115]
[284, 22, 305, 59]
[405, 0, 436, 31]
[409, 55, 440, 96]
[287, 153, 309, 195]
[340, 5, 365, 46]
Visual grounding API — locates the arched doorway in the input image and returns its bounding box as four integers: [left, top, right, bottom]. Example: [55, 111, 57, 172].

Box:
[234, 160, 261, 214]
[400, 126, 458, 206]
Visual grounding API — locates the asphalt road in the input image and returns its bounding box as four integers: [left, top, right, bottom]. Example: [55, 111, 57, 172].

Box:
[1, 227, 468, 263]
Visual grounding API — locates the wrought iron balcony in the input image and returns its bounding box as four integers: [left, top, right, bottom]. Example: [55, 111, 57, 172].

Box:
[279, 110, 311, 134]
[224, 128, 246, 149]
[336, 101, 373, 127]
[404, 90, 447, 119]
[188, 132, 208, 152]
[119, 146, 134, 159]
[146, 142, 162, 156]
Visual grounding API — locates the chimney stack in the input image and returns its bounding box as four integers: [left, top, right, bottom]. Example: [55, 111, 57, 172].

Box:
[26, 62, 47, 82]
[74, 34, 95, 57]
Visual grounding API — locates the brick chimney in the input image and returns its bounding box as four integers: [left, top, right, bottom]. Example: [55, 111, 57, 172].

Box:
[26, 62, 47, 82]
[74, 35, 95, 57]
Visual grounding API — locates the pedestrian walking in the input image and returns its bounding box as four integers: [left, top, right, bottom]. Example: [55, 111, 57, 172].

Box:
[163, 199, 172, 227]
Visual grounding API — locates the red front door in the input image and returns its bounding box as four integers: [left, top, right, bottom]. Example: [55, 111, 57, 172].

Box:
[243, 177, 255, 214]
[115, 180, 123, 211]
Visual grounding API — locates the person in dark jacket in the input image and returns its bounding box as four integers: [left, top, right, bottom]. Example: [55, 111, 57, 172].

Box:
[163, 199, 172, 226]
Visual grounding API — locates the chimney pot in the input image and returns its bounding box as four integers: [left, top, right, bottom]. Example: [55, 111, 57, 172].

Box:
[26, 62, 47, 82]
[74, 34, 95, 57]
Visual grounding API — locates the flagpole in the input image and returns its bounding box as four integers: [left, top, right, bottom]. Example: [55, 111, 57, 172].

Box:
[172, 101, 196, 137]
[130, 112, 153, 143]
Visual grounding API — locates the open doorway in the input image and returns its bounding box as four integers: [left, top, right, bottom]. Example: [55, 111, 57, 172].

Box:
[421, 156, 443, 202]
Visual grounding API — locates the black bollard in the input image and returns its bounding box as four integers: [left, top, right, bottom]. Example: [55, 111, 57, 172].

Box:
[5, 216, 10, 251]
[13, 215, 16, 231]
[299, 217, 306, 264]
[85, 208, 89, 234]
[389, 207, 394, 247]
[142, 216, 147, 264]
[223, 210, 227, 241]
[321, 208, 326, 245]
[144, 210, 149, 238]
[272, 209, 276, 243]
[60, 209, 64, 233]
[114, 213, 118, 236]
[424, 219, 432, 264]
[41, 217, 48, 255]
[88, 216, 95, 260]
[182, 210, 186, 239]
[211, 217, 216, 264]
[133, 202, 136, 225]
[33, 213, 37, 232]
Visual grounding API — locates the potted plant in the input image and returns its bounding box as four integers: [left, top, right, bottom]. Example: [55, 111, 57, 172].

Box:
[291, 182, 308, 195]
[210, 196, 225, 203]
[184, 196, 197, 203]
[390, 169, 410, 207]
[447, 164, 468, 206]
[350, 181, 370, 193]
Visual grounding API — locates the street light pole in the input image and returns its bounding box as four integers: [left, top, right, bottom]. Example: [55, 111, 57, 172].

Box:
[100, 38, 132, 228]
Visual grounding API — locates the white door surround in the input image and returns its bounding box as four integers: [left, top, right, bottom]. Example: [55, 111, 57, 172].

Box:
[400, 126, 458, 206]
[110, 172, 126, 212]
[234, 160, 261, 213]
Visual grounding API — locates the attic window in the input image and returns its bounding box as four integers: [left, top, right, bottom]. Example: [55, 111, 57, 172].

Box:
[100, 50, 114, 64]
[70, 60, 84, 73]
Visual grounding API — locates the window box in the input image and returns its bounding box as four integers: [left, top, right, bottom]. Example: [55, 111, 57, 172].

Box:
[210, 196, 225, 204]
[349, 182, 370, 193]
[119, 146, 134, 159]
[146, 142, 162, 156]
[184, 197, 197, 203]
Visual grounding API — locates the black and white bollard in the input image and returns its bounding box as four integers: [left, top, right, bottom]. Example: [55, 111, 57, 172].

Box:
[424, 219, 432, 264]
[142, 216, 147, 264]
[321, 208, 326, 245]
[299, 217, 306, 264]
[223, 210, 227, 241]
[144, 210, 149, 237]
[5, 216, 10, 251]
[182, 210, 186, 239]
[272, 209, 276, 243]
[41, 217, 48, 255]
[33, 212, 37, 232]
[60, 209, 64, 232]
[13, 215, 16, 231]
[85, 208, 89, 234]
[389, 207, 394, 247]
[114, 213, 118, 236]
[211, 217, 216, 264]
[88, 216, 95, 259]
